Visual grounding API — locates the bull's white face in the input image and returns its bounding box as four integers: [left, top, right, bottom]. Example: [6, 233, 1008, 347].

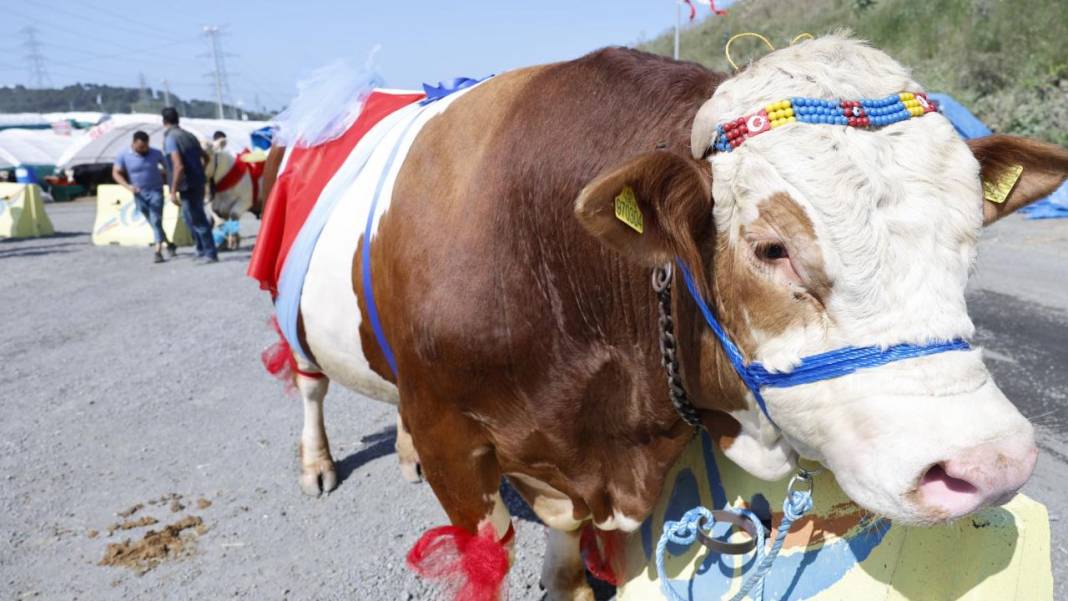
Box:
[202, 139, 232, 182]
[694, 36, 1037, 524]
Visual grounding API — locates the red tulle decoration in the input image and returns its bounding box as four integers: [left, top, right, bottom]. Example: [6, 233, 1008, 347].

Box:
[407, 523, 511, 601]
[580, 524, 622, 587]
[261, 316, 297, 394]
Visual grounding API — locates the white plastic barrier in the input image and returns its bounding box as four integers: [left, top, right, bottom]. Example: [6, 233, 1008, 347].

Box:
[0, 183, 54, 238]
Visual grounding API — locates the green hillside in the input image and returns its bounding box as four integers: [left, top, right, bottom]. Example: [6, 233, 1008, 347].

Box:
[641, 0, 1068, 146]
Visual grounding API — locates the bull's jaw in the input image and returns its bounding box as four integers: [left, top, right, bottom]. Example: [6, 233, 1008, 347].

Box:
[721, 407, 797, 481]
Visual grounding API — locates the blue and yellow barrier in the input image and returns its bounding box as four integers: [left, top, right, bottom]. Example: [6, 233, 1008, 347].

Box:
[92, 184, 192, 247]
[619, 432, 1052, 600]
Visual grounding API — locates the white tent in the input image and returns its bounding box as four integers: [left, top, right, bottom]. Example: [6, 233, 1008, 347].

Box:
[57, 115, 269, 168]
[0, 128, 82, 169]
[0, 111, 104, 131]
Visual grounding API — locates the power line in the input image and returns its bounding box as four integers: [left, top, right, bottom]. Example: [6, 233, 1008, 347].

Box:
[25, 0, 194, 45]
[19, 25, 51, 88]
[5, 5, 201, 65]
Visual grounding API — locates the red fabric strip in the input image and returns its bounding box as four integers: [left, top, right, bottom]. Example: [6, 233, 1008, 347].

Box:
[247, 91, 425, 295]
[214, 154, 247, 193]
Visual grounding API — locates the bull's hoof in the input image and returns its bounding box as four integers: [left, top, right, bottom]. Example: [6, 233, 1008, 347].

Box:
[299, 457, 338, 496]
[541, 585, 595, 601]
[399, 459, 423, 484]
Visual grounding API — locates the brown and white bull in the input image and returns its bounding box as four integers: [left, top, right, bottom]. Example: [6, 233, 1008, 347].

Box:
[204, 138, 261, 248]
[271, 36, 1067, 599]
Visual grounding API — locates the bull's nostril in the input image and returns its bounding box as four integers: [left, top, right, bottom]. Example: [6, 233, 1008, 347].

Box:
[921, 463, 979, 495]
[917, 463, 984, 517]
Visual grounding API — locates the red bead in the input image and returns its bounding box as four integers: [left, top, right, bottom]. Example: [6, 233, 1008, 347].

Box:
[860, 117, 870, 126]
[848, 117, 858, 126]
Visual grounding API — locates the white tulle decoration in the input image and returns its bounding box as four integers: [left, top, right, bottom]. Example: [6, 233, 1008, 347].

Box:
[273, 45, 384, 148]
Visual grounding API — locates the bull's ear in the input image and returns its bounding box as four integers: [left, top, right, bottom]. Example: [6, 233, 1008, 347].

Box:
[574, 151, 712, 266]
[968, 135, 1068, 225]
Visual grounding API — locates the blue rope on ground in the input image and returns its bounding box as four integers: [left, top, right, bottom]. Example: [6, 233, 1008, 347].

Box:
[654, 485, 813, 601]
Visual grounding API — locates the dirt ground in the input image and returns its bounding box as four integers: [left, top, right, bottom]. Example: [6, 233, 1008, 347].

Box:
[1, 199, 1066, 600]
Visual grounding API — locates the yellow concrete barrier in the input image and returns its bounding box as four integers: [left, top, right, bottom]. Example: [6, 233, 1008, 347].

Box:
[619, 433, 1052, 600]
[92, 184, 193, 247]
[0, 183, 54, 238]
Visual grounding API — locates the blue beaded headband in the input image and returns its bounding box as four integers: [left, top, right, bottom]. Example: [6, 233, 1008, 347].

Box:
[710, 91, 939, 154]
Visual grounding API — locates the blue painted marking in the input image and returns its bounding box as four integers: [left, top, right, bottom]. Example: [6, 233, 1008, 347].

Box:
[663, 469, 702, 557]
[647, 444, 894, 599]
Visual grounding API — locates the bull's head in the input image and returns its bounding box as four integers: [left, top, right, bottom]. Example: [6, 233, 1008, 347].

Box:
[575, 36, 1068, 524]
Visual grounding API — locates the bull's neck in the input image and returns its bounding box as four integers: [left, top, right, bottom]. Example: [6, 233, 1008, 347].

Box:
[671, 261, 752, 422]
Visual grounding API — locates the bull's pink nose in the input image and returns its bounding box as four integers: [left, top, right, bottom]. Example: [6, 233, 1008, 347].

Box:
[917, 440, 1038, 518]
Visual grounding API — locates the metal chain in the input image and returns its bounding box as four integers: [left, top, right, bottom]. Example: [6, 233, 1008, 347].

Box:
[652, 263, 703, 429]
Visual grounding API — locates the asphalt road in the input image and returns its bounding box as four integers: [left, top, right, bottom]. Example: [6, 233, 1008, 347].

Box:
[0, 200, 1065, 600]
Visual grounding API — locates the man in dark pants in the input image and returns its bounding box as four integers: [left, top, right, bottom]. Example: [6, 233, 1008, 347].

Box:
[112, 130, 175, 263]
[162, 107, 218, 264]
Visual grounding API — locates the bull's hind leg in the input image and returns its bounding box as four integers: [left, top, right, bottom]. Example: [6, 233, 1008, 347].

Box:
[543, 529, 596, 601]
[395, 413, 422, 483]
[295, 360, 337, 496]
[510, 475, 595, 601]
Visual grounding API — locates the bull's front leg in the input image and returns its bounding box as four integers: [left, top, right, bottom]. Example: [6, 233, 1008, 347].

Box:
[294, 361, 337, 496]
[542, 528, 595, 601]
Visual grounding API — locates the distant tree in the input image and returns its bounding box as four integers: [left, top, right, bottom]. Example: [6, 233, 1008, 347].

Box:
[0, 83, 274, 120]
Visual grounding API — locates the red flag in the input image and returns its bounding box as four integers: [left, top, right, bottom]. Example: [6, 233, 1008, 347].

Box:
[683, 0, 697, 21]
[688, 0, 728, 19]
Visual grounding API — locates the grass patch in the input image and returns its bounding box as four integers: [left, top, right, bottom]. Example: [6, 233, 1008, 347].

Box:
[640, 0, 1068, 145]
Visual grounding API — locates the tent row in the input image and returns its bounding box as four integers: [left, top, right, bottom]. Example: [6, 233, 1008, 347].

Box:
[0, 113, 272, 182]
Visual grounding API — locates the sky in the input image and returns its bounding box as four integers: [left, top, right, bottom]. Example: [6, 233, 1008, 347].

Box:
[0, 0, 728, 114]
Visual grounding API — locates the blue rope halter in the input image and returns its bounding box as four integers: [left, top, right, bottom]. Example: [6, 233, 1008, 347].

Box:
[654, 261, 970, 600]
[674, 259, 971, 426]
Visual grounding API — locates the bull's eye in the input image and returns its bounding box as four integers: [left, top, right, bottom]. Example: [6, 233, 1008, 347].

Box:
[755, 242, 789, 261]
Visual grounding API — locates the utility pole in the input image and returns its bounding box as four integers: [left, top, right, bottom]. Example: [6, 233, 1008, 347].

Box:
[162, 79, 172, 106]
[20, 26, 51, 89]
[674, 1, 681, 60]
[138, 72, 148, 102]
[203, 25, 233, 119]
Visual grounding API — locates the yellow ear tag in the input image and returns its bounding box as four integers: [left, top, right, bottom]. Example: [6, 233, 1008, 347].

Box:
[614, 186, 644, 234]
[983, 163, 1024, 204]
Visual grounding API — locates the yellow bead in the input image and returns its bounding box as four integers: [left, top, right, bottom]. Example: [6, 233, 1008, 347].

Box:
[787, 116, 796, 123]
[784, 107, 794, 117]
[766, 103, 777, 113]
[900, 92, 914, 101]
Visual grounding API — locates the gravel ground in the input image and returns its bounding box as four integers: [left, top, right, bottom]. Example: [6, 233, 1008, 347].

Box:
[1, 199, 1065, 600]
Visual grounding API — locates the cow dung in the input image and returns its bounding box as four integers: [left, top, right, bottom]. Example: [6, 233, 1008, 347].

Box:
[99, 515, 205, 574]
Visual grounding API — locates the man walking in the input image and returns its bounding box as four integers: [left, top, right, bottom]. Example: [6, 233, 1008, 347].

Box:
[113, 130, 175, 263]
[162, 107, 218, 264]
